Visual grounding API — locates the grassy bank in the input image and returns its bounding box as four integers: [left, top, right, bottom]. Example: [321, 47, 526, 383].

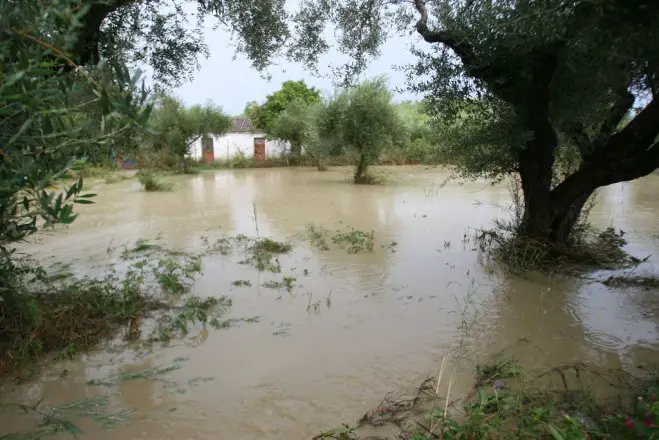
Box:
[316, 357, 659, 439]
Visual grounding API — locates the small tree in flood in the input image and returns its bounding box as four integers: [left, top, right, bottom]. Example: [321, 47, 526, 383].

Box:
[341, 78, 404, 183]
[148, 95, 231, 172]
[270, 99, 316, 167]
[304, 93, 350, 171]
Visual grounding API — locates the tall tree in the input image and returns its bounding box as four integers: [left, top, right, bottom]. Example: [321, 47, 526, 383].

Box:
[258, 80, 322, 162]
[404, 0, 659, 244]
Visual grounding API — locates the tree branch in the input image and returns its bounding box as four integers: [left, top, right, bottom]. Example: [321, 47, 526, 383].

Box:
[596, 89, 635, 143]
[413, 0, 476, 66]
[605, 96, 659, 159]
[72, 0, 137, 66]
[551, 99, 659, 212]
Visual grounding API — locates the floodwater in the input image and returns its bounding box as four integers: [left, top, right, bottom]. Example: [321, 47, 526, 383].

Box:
[2, 166, 659, 439]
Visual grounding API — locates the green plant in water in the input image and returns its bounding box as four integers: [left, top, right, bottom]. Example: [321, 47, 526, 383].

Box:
[153, 256, 202, 295]
[332, 227, 375, 254]
[306, 224, 331, 251]
[232, 280, 252, 287]
[0, 396, 135, 439]
[283, 276, 296, 293]
[150, 296, 233, 343]
[253, 238, 292, 254]
[137, 171, 173, 192]
[262, 280, 284, 289]
[120, 238, 163, 259]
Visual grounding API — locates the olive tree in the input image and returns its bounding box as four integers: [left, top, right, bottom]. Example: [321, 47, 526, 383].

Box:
[340, 78, 404, 183]
[270, 99, 316, 166]
[306, 92, 351, 170]
[148, 94, 230, 172]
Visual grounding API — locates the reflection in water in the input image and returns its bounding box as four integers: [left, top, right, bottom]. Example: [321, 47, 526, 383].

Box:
[2, 166, 659, 439]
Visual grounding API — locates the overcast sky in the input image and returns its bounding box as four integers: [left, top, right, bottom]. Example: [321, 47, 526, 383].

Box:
[173, 21, 422, 116]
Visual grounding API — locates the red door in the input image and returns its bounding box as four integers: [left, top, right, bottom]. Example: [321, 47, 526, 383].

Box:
[254, 137, 266, 161]
[202, 137, 214, 162]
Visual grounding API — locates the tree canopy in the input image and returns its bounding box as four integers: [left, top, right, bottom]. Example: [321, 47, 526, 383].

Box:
[269, 99, 316, 164]
[1, 0, 152, 249]
[147, 94, 231, 170]
[256, 80, 322, 132]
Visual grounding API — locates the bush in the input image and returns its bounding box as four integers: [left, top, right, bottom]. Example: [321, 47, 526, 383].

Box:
[137, 171, 173, 192]
[404, 137, 435, 164]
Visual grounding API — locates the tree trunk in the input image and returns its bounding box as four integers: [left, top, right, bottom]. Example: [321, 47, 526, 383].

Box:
[290, 142, 302, 165]
[516, 114, 558, 242]
[354, 155, 368, 183]
[549, 189, 593, 244]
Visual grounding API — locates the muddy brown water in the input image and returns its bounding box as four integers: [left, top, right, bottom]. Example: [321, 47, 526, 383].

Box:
[1, 166, 659, 439]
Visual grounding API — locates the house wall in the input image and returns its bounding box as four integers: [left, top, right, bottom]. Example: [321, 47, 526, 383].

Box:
[188, 133, 289, 161]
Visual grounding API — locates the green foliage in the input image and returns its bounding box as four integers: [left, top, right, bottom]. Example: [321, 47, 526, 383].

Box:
[409, 359, 659, 440]
[306, 91, 352, 166]
[305, 223, 375, 254]
[396, 101, 432, 142]
[146, 94, 230, 170]
[137, 171, 173, 192]
[0, 249, 221, 374]
[0, 1, 151, 252]
[253, 238, 293, 254]
[340, 78, 405, 183]
[256, 80, 322, 133]
[332, 227, 375, 254]
[0, 396, 135, 439]
[270, 99, 317, 163]
[153, 255, 202, 295]
[232, 280, 252, 287]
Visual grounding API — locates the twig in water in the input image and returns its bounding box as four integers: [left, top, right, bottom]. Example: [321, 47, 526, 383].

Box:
[252, 202, 260, 240]
[444, 375, 453, 418]
[436, 355, 448, 395]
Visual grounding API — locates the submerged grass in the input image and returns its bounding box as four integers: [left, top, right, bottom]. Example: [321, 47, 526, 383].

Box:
[475, 226, 634, 275]
[137, 171, 173, 192]
[0, 248, 231, 377]
[318, 357, 659, 440]
[0, 396, 136, 439]
[305, 223, 375, 254]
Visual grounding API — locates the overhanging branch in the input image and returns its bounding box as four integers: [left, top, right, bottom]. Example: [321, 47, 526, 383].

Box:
[413, 0, 476, 66]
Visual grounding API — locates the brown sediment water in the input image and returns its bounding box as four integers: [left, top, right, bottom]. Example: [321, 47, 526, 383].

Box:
[1, 166, 658, 439]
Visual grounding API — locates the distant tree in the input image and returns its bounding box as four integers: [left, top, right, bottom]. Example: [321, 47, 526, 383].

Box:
[306, 92, 351, 169]
[259, 81, 322, 162]
[148, 95, 231, 172]
[340, 78, 404, 183]
[243, 101, 263, 123]
[270, 99, 316, 166]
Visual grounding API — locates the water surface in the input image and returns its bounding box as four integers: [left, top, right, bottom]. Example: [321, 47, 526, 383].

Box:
[2, 166, 658, 439]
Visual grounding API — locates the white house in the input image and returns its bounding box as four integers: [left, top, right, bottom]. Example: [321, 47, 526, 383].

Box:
[188, 117, 287, 162]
